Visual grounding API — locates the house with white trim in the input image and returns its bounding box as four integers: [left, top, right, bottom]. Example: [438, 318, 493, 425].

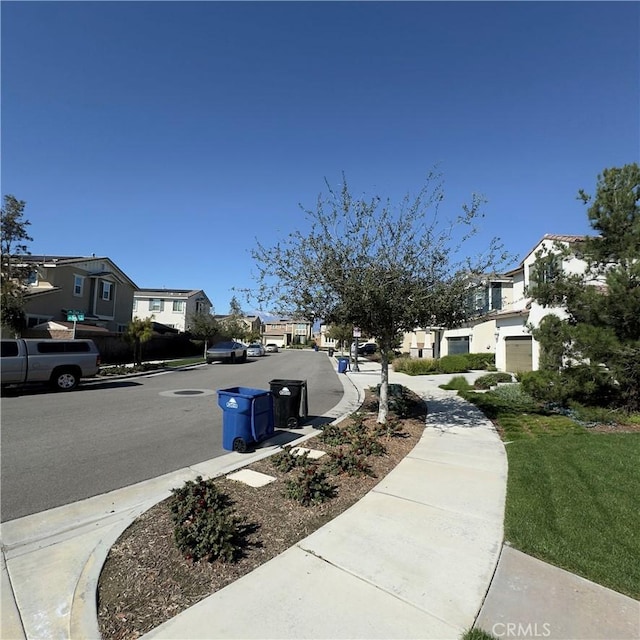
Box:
[431, 234, 589, 372]
[16, 255, 138, 334]
[133, 289, 212, 332]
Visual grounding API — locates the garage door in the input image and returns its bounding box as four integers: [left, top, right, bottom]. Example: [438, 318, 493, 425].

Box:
[505, 336, 533, 372]
[447, 336, 470, 355]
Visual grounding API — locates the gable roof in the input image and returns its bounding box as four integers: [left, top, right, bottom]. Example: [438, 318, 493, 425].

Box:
[507, 234, 589, 273]
[134, 288, 211, 304]
[20, 255, 138, 289]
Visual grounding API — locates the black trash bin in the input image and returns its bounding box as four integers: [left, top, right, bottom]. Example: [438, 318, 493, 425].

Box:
[269, 379, 308, 428]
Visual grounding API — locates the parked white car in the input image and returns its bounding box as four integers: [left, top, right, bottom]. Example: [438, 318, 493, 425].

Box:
[247, 343, 266, 357]
[265, 343, 279, 353]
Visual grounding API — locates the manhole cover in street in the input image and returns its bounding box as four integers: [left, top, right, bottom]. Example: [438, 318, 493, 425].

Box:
[159, 389, 216, 398]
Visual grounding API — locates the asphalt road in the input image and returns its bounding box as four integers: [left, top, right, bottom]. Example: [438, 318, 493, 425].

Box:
[0, 350, 344, 522]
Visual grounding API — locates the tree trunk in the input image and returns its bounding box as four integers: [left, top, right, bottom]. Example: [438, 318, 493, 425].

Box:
[377, 350, 389, 423]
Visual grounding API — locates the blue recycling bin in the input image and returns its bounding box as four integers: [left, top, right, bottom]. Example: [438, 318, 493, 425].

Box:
[337, 357, 350, 373]
[217, 387, 274, 453]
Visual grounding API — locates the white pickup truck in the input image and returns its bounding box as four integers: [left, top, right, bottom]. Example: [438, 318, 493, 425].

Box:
[1, 338, 101, 391]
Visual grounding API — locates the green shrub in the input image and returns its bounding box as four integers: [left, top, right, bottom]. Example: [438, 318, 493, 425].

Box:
[392, 357, 439, 375]
[461, 353, 496, 370]
[437, 354, 469, 374]
[285, 465, 337, 506]
[520, 365, 619, 408]
[324, 450, 374, 477]
[460, 384, 540, 419]
[317, 424, 352, 446]
[270, 445, 312, 473]
[439, 375, 473, 391]
[371, 416, 407, 439]
[350, 431, 387, 457]
[473, 372, 514, 389]
[169, 476, 248, 563]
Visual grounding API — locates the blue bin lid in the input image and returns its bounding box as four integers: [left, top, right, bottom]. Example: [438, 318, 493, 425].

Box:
[217, 386, 271, 398]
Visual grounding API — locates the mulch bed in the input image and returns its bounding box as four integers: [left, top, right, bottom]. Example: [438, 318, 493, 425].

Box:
[97, 388, 427, 640]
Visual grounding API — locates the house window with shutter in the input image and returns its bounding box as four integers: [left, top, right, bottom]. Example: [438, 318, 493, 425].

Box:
[74, 275, 84, 296]
[100, 281, 113, 301]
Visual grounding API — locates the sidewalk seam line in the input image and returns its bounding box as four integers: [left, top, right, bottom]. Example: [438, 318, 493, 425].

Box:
[295, 544, 460, 632]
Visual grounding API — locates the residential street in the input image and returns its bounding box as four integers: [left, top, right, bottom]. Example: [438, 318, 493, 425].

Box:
[0, 350, 343, 521]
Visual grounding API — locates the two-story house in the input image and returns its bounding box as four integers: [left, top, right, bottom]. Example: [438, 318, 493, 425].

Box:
[434, 234, 588, 371]
[133, 289, 212, 332]
[262, 318, 312, 348]
[18, 255, 138, 334]
[396, 234, 589, 373]
[492, 234, 588, 373]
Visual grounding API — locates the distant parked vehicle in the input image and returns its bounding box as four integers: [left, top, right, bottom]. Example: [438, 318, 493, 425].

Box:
[1, 338, 101, 391]
[265, 343, 279, 353]
[358, 343, 378, 356]
[247, 343, 266, 357]
[206, 341, 247, 364]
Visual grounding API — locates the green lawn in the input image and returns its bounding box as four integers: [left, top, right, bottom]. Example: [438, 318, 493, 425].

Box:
[462, 385, 640, 599]
[505, 432, 639, 599]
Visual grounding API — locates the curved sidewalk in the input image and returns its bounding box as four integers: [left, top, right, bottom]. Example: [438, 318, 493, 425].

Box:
[5, 360, 635, 639]
[143, 363, 508, 639]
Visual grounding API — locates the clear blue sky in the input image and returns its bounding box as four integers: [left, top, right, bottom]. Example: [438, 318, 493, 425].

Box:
[2, 1, 638, 316]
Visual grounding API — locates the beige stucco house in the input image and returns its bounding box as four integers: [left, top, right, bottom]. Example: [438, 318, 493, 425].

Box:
[18, 255, 138, 334]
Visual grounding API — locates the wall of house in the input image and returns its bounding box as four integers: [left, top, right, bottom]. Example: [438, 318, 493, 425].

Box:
[134, 297, 188, 330]
[471, 319, 498, 355]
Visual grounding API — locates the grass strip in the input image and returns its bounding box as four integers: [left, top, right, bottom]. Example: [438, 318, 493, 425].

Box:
[504, 432, 640, 599]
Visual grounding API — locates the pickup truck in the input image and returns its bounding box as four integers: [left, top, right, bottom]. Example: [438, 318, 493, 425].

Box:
[1, 338, 101, 391]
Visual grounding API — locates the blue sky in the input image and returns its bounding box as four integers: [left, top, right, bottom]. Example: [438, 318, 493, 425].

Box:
[2, 1, 638, 316]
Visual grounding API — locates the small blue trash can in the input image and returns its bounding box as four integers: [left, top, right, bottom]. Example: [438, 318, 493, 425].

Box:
[217, 387, 274, 453]
[337, 357, 349, 373]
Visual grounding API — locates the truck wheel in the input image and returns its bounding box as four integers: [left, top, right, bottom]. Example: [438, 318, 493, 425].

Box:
[232, 437, 248, 453]
[51, 368, 79, 391]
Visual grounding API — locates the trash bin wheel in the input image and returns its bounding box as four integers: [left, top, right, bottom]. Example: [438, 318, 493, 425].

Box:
[233, 437, 248, 453]
[287, 416, 299, 428]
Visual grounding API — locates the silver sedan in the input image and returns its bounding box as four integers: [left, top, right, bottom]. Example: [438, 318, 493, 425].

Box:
[206, 341, 247, 364]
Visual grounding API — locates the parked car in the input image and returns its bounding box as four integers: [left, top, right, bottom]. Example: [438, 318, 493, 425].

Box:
[1, 338, 101, 391]
[265, 343, 279, 353]
[247, 343, 266, 357]
[206, 341, 247, 364]
[358, 342, 378, 356]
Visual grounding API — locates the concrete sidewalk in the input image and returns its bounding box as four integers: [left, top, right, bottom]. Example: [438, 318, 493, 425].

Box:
[2, 358, 638, 640]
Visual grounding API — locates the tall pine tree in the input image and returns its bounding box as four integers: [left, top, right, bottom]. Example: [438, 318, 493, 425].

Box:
[529, 164, 640, 410]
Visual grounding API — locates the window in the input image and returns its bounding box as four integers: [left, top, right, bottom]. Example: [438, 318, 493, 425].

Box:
[36, 341, 91, 353]
[1, 341, 19, 357]
[150, 299, 163, 312]
[27, 315, 51, 328]
[74, 275, 84, 296]
[100, 281, 113, 301]
[133, 299, 138, 311]
[117, 324, 128, 333]
[172, 300, 185, 312]
[491, 283, 503, 311]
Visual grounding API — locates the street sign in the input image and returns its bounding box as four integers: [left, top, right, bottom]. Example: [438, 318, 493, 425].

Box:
[67, 311, 85, 322]
[353, 327, 361, 337]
